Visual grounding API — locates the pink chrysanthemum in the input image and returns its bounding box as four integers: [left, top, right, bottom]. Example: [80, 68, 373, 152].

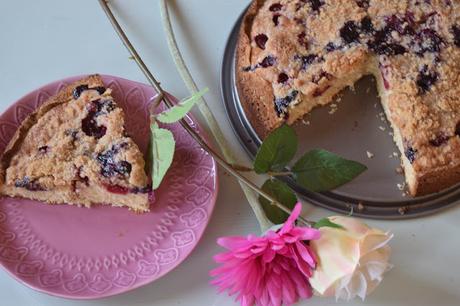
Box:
[210, 203, 321, 306]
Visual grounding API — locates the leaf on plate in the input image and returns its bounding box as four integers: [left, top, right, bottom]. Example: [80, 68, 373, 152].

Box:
[150, 122, 176, 190]
[253, 125, 298, 174]
[259, 179, 298, 224]
[156, 88, 209, 124]
[313, 218, 344, 229]
[292, 149, 367, 192]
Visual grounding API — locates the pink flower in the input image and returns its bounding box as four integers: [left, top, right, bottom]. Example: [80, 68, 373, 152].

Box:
[210, 203, 321, 306]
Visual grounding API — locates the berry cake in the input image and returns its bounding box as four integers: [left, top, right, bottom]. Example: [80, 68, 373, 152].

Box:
[0, 75, 151, 212]
[237, 0, 460, 196]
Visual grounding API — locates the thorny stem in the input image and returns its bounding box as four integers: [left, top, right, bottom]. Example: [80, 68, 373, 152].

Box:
[98, 0, 314, 228]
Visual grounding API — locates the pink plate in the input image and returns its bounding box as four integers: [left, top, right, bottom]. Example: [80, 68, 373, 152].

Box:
[0, 75, 218, 299]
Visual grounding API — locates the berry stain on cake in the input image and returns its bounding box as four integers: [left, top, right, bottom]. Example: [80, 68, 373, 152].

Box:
[237, 0, 460, 196]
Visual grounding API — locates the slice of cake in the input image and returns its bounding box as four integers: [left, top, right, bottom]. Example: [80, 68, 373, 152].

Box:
[236, 0, 460, 196]
[0, 75, 151, 212]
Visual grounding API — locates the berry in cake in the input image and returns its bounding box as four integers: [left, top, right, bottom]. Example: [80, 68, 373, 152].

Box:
[0, 75, 151, 212]
[237, 0, 460, 196]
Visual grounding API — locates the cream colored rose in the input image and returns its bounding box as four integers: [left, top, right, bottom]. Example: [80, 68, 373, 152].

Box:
[309, 216, 393, 301]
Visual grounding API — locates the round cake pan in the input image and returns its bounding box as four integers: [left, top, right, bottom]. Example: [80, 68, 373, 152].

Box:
[220, 9, 460, 219]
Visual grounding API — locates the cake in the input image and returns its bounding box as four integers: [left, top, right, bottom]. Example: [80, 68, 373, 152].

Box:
[0, 75, 151, 212]
[236, 0, 460, 196]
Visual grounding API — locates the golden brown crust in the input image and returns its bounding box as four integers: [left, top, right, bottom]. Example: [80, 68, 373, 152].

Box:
[236, 0, 281, 139]
[414, 164, 460, 196]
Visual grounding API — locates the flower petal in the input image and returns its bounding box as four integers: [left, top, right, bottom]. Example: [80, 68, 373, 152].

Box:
[279, 203, 302, 235]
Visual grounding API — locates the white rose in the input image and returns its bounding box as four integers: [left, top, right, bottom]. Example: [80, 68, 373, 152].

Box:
[309, 216, 393, 301]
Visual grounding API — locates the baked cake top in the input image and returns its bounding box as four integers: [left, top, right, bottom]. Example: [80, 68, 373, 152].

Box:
[0, 76, 149, 194]
[237, 0, 460, 175]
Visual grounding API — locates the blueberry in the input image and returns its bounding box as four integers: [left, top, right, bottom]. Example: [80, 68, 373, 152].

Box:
[312, 70, 333, 84]
[38, 146, 49, 154]
[361, 17, 374, 33]
[340, 21, 361, 44]
[73, 85, 106, 99]
[297, 32, 309, 49]
[416, 65, 438, 94]
[368, 26, 407, 56]
[90, 99, 116, 116]
[97, 144, 132, 178]
[355, 0, 370, 8]
[269, 3, 282, 12]
[131, 185, 151, 194]
[255, 34, 268, 50]
[325, 42, 339, 52]
[278, 73, 289, 84]
[259, 56, 276, 68]
[65, 129, 79, 141]
[272, 14, 281, 26]
[15, 177, 44, 191]
[296, 54, 322, 70]
[451, 25, 460, 47]
[81, 99, 115, 139]
[274, 90, 299, 117]
[92, 86, 107, 95]
[73, 85, 89, 99]
[81, 111, 107, 139]
[304, 0, 324, 12]
[430, 135, 449, 147]
[405, 147, 417, 163]
[413, 29, 443, 55]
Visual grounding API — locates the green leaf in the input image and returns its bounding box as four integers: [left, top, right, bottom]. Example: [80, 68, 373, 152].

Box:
[292, 149, 367, 192]
[156, 88, 209, 123]
[150, 122, 176, 190]
[259, 179, 298, 224]
[313, 218, 344, 229]
[254, 125, 298, 174]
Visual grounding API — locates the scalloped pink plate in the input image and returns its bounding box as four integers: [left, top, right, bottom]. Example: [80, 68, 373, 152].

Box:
[0, 75, 218, 299]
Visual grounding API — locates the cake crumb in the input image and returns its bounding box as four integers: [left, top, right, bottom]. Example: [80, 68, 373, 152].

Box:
[366, 151, 374, 159]
[302, 119, 311, 125]
[396, 166, 404, 174]
[328, 103, 338, 114]
[393, 152, 398, 157]
[397, 182, 406, 191]
[398, 206, 408, 215]
[379, 126, 386, 131]
[357, 202, 364, 211]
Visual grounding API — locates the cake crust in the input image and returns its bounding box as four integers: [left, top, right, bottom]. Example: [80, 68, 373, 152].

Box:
[236, 0, 282, 139]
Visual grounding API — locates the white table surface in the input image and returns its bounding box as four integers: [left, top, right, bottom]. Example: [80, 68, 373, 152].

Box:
[0, 1, 459, 305]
